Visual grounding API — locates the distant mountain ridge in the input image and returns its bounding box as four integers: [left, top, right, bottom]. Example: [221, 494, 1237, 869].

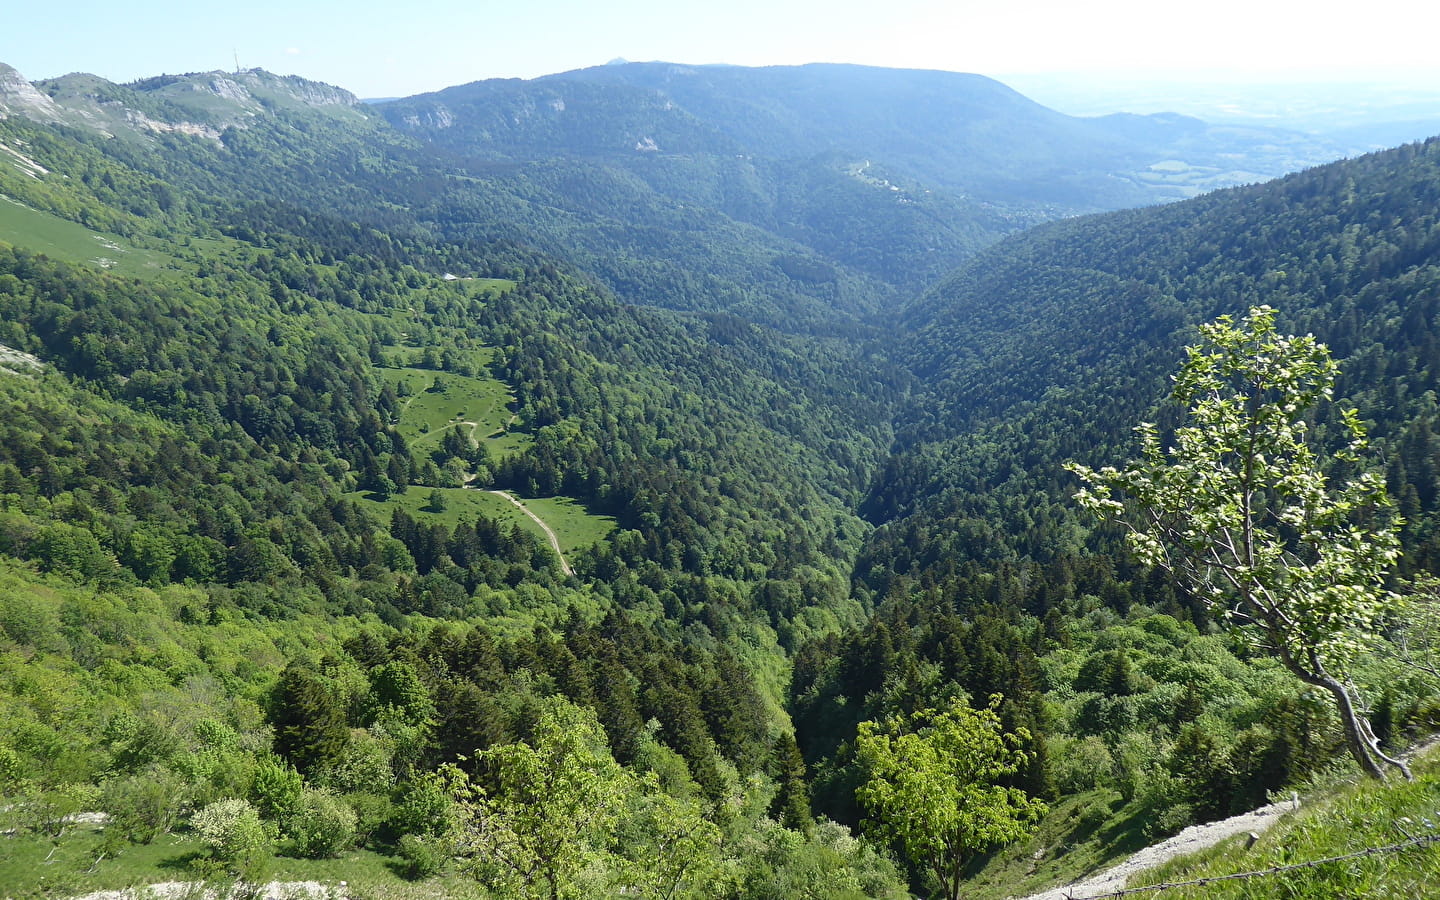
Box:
[381, 61, 1353, 209]
[0, 64, 363, 142]
[0, 59, 1369, 333]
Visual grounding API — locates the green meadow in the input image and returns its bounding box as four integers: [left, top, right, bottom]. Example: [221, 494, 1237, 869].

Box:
[349, 484, 527, 531]
[0, 818, 476, 900]
[520, 495, 617, 553]
[346, 485, 615, 555]
[0, 195, 170, 277]
[379, 359, 531, 459]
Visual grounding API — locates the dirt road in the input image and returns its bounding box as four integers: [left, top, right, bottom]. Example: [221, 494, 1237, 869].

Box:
[488, 490, 574, 576]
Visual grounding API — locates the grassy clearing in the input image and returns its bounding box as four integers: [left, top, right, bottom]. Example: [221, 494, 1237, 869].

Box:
[0, 821, 474, 900]
[0, 196, 170, 277]
[518, 496, 617, 553]
[379, 362, 530, 459]
[461, 277, 517, 294]
[347, 485, 530, 531]
[345, 487, 614, 555]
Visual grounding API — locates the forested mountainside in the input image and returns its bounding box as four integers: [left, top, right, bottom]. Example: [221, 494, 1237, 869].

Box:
[867, 137, 1440, 572]
[380, 62, 1356, 319]
[386, 62, 1345, 208]
[1, 57, 1439, 900]
[794, 136, 1440, 869]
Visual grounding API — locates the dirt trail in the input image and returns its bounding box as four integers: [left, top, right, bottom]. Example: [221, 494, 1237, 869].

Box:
[1020, 799, 1299, 899]
[1023, 737, 1438, 900]
[488, 490, 574, 576]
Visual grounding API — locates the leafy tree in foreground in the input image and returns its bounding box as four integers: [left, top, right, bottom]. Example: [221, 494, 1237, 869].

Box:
[856, 696, 1045, 900]
[450, 695, 723, 900]
[1068, 306, 1410, 780]
[452, 698, 627, 900]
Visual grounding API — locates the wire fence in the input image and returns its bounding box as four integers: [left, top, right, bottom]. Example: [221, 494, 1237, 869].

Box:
[1065, 831, 1440, 899]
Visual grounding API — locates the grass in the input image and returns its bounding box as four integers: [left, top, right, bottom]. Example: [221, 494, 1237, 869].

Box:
[961, 789, 1155, 899]
[515, 496, 616, 554]
[345, 486, 614, 556]
[0, 196, 170, 277]
[378, 362, 530, 459]
[1127, 743, 1440, 899]
[459, 277, 516, 294]
[348, 485, 527, 531]
[0, 820, 475, 900]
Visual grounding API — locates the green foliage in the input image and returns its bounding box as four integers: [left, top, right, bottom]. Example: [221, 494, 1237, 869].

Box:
[268, 666, 350, 776]
[192, 798, 271, 876]
[613, 773, 723, 899]
[725, 817, 908, 900]
[15, 782, 101, 838]
[451, 695, 733, 900]
[249, 756, 305, 825]
[1070, 306, 1406, 779]
[857, 696, 1047, 900]
[396, 833, 451, 880]
[390, 770, 456, 839]
[101, 768, 186, 844]
[288, 789, 358, 859]
[453, 697, 630, 900]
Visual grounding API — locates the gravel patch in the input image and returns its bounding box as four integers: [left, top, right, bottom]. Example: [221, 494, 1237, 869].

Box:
[69, 881, 343, 900]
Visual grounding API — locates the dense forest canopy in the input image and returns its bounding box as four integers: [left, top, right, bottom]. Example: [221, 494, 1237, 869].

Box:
[1, 58, 1439, 899]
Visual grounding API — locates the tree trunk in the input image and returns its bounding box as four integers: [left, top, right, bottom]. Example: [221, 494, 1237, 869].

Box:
[1277, 650, 1411, 781]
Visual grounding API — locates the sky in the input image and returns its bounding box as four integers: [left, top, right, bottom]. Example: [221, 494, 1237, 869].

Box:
[5, 0, 1440, 102]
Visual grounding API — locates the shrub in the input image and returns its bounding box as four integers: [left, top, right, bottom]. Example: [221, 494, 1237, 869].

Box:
[289, 789, 357, 859]
[102, 768, 186, 843]
[1049, 735, 1114, 794]
[396, 833, 449, 879]
[249, 757, 304, 825]
[389, 772, 452, 838]
[192, 798, 270, 875]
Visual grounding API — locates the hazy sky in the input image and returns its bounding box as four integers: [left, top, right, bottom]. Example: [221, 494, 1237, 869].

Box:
[5, 0, 1440, 99]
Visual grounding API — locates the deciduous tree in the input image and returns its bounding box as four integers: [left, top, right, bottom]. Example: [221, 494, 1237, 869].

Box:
[856, 696, 1045, 900]
[452, 697, 629, 900]
[1068, 306, 1409, 779]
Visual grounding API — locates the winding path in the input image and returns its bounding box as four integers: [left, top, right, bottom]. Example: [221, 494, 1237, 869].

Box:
[488, 490, 574, 576]
[1023, 737, 1439, 899]
[1020, 800, 1299, 899]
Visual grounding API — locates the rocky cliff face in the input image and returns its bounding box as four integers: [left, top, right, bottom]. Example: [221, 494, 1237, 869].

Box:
[0, 63, 62, 121]
[239, 70, 359, 108]
[0, 62, 364, 139]
[160, 69, 362, 114]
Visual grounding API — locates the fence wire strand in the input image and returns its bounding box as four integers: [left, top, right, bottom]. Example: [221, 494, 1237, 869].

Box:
[1064, 831, 1440, 899]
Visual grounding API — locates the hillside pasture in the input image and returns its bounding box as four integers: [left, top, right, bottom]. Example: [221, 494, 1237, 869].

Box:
[0, 195, 169, 276]
[380, 361, 530, 458]
[346, 485, 614, 555]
